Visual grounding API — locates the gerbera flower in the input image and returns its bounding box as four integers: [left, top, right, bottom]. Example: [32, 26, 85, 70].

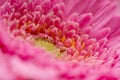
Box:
[0, 0, 120, 80]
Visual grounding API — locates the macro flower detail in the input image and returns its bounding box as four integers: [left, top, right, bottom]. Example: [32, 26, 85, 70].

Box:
[0, 0, 120, 80]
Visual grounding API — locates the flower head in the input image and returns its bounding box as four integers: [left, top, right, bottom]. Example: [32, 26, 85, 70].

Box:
[0, 0, 120, 80]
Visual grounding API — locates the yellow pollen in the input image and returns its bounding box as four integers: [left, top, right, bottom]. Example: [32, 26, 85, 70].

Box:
[34, 38, 61, 57]
[26, 21, 31, 25]
[61, 36, 66, 42]
[72, 38, 75, 47]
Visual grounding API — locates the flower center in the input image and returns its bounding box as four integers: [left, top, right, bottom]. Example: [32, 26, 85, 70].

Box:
[34, 38, 61, 57]
[0, 1, 102, 61]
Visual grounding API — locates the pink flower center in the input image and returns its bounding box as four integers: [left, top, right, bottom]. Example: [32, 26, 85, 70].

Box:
[0, 0, 105, 61]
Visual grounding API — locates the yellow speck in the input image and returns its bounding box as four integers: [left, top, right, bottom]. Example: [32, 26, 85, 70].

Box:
[61, 36, 66, 42]
[26, 21, 31, 25]
[72, 38, 75, 47]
